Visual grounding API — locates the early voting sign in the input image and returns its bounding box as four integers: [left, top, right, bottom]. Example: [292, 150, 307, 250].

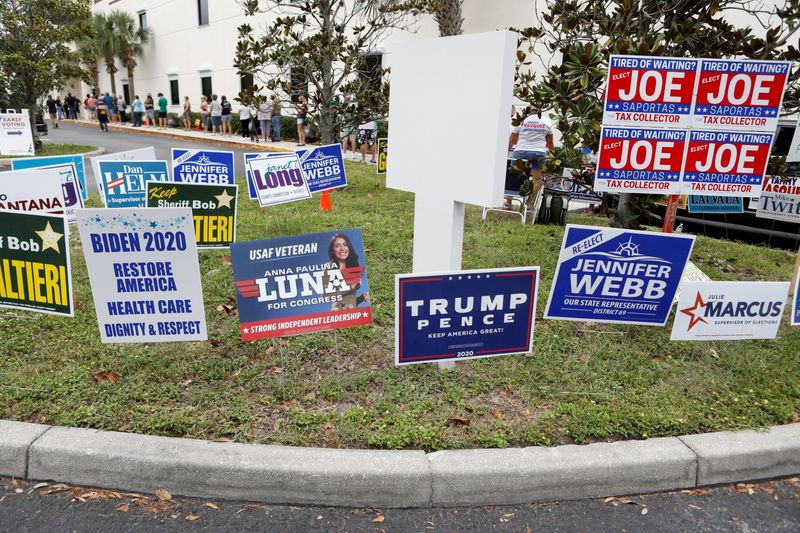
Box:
[672, 281, 788, 341]
[231, 229, 372, 340]
[0, 210, 72, 316]
[0, 112, 33, 156]
[395, 267, 539, 366]
[377, 138, 388, 174]
[681, 130, 772, 196]
[171, 149, 234, 184]
[603, 55, 698, 128]
[246, 146, 346, 197]
[594, 127, 686, 194]
[688, 195, 743, 214]
[247, 153, 311, 207]
[545, 225, 695, 325]
[76, 208, 207, 343]
[12, 154, 88, 201]
[146, 182, 238, 248]
[97, 160, 170, 208]
[0, 168, 65, 215]
[692, 59, 791, 132]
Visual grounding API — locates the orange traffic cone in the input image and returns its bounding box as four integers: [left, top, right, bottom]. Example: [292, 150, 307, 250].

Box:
[319, 190, 332, 211]
[195, 119, 201, 131]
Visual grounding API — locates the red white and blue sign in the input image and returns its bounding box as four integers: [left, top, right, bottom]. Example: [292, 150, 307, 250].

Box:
[603, 55, 698, 128]
[171, 148, 234, 184]
[594, 127, 687, 194]
[792, 276, 800, 327]
[681, 130, 773, 196]
[246, 144, 346, 198]
[395, 267, 539, 365]
[12, 154, 88, 201]
[97, 160, 170, 208]
[692, 59, 791, 132]
[544, 225, 695, 326]
[231, 228, 372, 340]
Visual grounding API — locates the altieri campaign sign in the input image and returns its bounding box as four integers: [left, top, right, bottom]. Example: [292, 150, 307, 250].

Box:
[545, 225, 695, 325]
[0, 168, 65, 215]
[0, 210, 72, 316]
[231, 229, 372, 340]
[0, 112, 33, 156]
[97, 160, 170, 208]
[680, 130, 772, 196]
[377, 138, 388, 174]
[594, 127, 686, 194]
[687, 195, 743, 213]
[603, 55, 698, 128]
[146, 181, 237, 248]
[395, 267, 539, 365]
[692, 59, 791, 132]
[12, 154, 88, 201]
[77, 208, 207, 343]
[247, 153, 311, 207]
[671, 281, 788, 341]
[171, 149, 234, 184]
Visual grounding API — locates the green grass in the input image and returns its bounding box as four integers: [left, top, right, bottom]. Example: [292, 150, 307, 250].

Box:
[1, 161, 798, 449]
[2, 143, 97, 159]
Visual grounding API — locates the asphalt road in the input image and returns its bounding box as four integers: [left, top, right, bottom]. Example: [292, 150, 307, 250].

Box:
[1, 477, 798, 532]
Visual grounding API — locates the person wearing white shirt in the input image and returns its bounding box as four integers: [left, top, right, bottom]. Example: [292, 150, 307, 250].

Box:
[508, 108, 554, 210]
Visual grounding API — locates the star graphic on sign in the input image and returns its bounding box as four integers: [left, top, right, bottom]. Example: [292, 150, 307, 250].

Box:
[35, 222, 63, 253]
[215, 189, 235, 209]
[680, 292, 708, 331]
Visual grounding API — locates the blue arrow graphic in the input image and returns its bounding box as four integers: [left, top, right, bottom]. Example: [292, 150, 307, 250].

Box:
[8, 131, 22, 136]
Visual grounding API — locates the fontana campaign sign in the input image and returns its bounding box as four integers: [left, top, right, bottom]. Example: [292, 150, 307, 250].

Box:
[231, 229, 372, 340]
[671, 281, 788, 341]
[545, 225, 695, 325]
[146, 181, 238, 248]
[0, 210, 72, 316]
[395, 267, 539, 366]
[76, 208, 207, 343]
[97, 160, 170, 208]
[594, 127, 686, 194]
[692, 59, 791, 132]
[603, 55, 698, 128]
[687, 195, 743, 213]
[0, 168, 65, 215]
[12, 154, 88, 201]
[680, 130, 773, 196]
[247, 153, 311, 207]
[171, 149, 234, 184]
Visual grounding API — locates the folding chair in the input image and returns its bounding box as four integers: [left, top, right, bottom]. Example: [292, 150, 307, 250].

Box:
[482, 159, 529, 224]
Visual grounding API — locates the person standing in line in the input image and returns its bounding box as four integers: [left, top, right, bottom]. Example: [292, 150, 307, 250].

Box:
[220, 96, 232, 135]
[131, 95, 143, 127]
[356, 118, 377, 163]
[296, 95, 308, 146]
[74, 97, 81, 120]
[117, 96, 127, 124]
[182, 96, 192, 131]
[65, 93, 75, 119]
[45, 95, 58, 128]
[157, 92, 168, 130]
[209, 94, 222, 135]
[257, 99, 270, 142]
[86, 93, 96, 120]
[144, 93, 155, 127]
[96, 99, 109, 132]
[55, 96, 64, 122]
[507, 105, 554, 213]
[270, 94, 282, 141]
[199, 95, 209, 132]
[238, 101, 251, 140]
[110, 95, 119, 122]
[102, 92, 113, 118]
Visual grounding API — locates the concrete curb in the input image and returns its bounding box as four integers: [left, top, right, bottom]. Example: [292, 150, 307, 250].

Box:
[0, 147, 106, 167]
[2, 420, 798, 507]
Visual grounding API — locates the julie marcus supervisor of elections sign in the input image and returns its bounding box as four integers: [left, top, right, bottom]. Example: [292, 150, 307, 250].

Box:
[396, 267, 539, 366]
[231, 229, 373, 340]
[545, 225, 695, 325]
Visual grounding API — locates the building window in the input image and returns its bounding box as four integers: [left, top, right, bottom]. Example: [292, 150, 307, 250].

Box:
[170, 79, 180, 105]
[240, 73, 254, 92]
[201, 76, 212, 99]
[290, 66, 307, 104]
[198, 0, 209, 26]
[137, 11, 147, 29]
[359, 53, 383, 86]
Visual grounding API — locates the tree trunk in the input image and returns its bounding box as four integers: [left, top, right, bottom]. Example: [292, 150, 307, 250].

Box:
[105, 58, 117, 96]
[127, 66, 135, 103]
[435, 0, 464, 37]
[611, 192, 635, 228]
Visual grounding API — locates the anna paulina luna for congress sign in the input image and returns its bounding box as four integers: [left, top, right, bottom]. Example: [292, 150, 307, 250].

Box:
[231, 229, 372, 340]
[545, 225, 694, 325]
[395, 267, 539, 366]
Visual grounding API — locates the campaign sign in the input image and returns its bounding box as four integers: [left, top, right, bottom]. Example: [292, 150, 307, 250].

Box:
[246, 146, 347, 196]
[247, 153, 311, 207]
[17, 163, 83, 223]
[672, 260, 711, 305]
[395, 267, 539, 365]
[544, 225, 695, 325]
[692, 59, 791, 132]
[594, 127, 686, 194]
[171, 149, 234, 185]
[671, 281, 788, 341]
[76, 208, 208, 343]
[231, 229, 372, 340]
[97, 160, 170, 208]
[0, 210, 72, 316]
[0, 112, 33, 156]
[792, 276, 800, 326]
[146, 181, 238, 248]
[681, 130, 773, 196]
[755, 181, 800, 223]
[603, 55, 698, 128]
[0, 168, 65, 215]
[687, 195, 743, 214]
[12, 154, 88, 201]
[377, 138, 388, 174]
[244, 152, 271, 199]
[91, 147, 157, 198]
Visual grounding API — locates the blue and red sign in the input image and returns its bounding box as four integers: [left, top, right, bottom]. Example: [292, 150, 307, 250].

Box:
[12, 154, 88, 200]
[395, 267, 539, 365]
[594, 127, 686, 194]
[97, 160, 170, 208]
[681, 130, 773, 196]
[231, 229, 372, 340]
[246, 145, 346, 198]
[544, 225, 695, 326]
[692, 59, 791, 131]
[604, 55, 698, 128]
